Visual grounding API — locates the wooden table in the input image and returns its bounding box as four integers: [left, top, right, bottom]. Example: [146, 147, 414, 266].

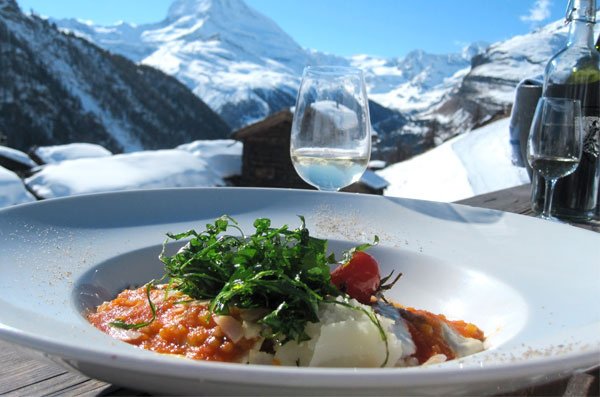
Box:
[455, 183, 600, 233]
[1, 184, 598, 396]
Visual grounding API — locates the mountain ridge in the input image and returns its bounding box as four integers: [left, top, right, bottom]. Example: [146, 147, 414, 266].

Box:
[51, 0, 488, 162]
[0, 0, 231, 152]
[54, 1, 475, 112]
[425, 13, 598, 140]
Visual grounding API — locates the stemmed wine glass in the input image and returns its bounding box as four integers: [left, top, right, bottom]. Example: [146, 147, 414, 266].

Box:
[527, 97, 583, 221]
[290, 66, 371, 191]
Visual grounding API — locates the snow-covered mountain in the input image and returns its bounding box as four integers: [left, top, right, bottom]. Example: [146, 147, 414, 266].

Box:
[55, 0, 316, 130]
[352, 43, 488, 115]
[351, 43, 488, 161]
[27, 0, 598, 162]
[52, 0, 484, 139]
[426, 12, 600, 140]
[0, 0, 230, 153]
[53, 0, 600, 142]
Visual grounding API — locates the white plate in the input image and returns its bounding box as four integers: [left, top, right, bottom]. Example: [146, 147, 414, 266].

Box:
[0, 188, 598, 396]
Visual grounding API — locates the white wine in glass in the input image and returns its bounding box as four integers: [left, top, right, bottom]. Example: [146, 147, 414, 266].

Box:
[527, 97, 583, 222]
[290, 66, 371, 191]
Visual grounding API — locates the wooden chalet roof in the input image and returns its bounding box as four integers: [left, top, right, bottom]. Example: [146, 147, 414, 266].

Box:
[231, 109, 293, 140]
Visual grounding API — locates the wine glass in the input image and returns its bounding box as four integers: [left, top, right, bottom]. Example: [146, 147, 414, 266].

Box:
[290, 65, 371, 191]
[527, 97, 583, 221]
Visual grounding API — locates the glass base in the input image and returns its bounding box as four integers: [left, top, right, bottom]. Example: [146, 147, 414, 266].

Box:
[536, 213, 567, 223]
[531, 202, 598, 223]
[529, 176, 598, 222]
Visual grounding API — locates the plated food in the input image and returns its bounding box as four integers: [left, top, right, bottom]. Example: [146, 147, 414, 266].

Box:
[87, 215, 485, 367]
[2, 187, 598, 395]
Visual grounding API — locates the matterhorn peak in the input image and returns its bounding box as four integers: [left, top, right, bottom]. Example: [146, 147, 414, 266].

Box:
[166, 0, 249, 21]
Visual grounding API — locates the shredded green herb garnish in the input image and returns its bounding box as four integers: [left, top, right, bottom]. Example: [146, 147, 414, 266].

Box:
[159, 215, 343, 343]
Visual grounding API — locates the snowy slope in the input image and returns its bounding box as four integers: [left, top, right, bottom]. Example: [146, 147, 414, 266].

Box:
[176, 139, 242, 178]
[25, 149, 222, 199]
[56, 2, 600, 145]
[22, 140, 241, 200]
[50, 1, 599, 145]
[0, 146, 37, 168]
[33, 143, 112, 164]
[0, 166, 35, 207]
[377, 117, 530, 202]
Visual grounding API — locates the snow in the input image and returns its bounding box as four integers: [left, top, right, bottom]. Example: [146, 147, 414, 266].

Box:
[0, 140, 242, 206]
[368, 160, 386, 169]
[176, 139, 242, 178]
[311, 101, 359, 131]
[33, 143, 112, 164]
[378, 118, 530, 202]
[0, 146, 37, 168]
[456, 11, 599, 112]
[24, 149, 224, 199]
[5, 0, 572, 209]
[51, 0, 310, 127]
[352, 44, 487, 115]
[6, 118, 529, 207]
[0, 166, 36, 208]
[2, 120, 530, 208]
[2, 12, 145, 152]
[51, 1, 486, 129]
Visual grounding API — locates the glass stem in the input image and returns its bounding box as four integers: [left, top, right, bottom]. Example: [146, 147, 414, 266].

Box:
[542, 178, 557, 218]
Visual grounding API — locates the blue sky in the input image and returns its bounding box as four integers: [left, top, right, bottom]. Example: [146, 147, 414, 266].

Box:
[17, 0, 568, 58]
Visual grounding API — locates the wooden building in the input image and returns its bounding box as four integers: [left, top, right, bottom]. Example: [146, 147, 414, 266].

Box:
[231, 109, 388, 195]
[232, 109, 306, 188]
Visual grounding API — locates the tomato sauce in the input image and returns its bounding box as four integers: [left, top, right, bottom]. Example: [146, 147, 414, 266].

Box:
[87, 285, 257, 362]
[88, 286, 485, 366]
[398, 307, 485, 364]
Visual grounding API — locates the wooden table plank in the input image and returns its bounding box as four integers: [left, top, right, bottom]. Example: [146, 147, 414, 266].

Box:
[456, 183, 532, 214]
[0, 338, 142, 396]
[4, 372, 105, 397]
[0, 340, 69, 395]
[1, 184, 598, 396]
[457, 183, 600, 232]
[563, 372, 597, 397]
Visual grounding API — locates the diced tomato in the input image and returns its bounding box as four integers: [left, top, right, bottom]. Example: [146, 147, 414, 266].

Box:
[330, 251, 380, 304]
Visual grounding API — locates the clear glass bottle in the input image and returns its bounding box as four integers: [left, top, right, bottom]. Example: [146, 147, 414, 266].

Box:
[532, 0, 600, 221]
